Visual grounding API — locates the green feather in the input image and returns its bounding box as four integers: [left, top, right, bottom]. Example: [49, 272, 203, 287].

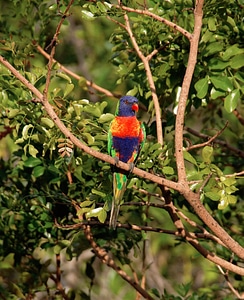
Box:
[109, 172, 127, 229]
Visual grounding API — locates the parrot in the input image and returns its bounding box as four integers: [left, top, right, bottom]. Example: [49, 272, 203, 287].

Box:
[107, 95, 146, 229]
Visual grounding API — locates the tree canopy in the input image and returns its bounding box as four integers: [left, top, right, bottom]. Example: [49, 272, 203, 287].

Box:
[0, 0, 244, 299]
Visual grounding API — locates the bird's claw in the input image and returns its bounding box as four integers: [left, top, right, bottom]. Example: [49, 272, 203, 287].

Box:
[128, 162, 134, 173]
[114, 156, 120, 167]
[113, 158, 134, 173]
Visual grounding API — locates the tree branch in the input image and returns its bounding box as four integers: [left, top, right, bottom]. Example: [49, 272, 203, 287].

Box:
[35, 44, 119, 98]
[171, 0, 244, 261]
[115, 5, 192, 40]
[83, 225, 155, 300]
[55, 220, 244, 276]
[43, 0, 74, 100]
[174, 0, 204, 184]
[185, 126, 244, 158]
[123, 13, 163, 145]
[185, 122, 228, 151]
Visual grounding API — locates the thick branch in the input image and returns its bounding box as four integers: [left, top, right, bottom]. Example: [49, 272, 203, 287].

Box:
[184, 190, 244, 260]
[175, 0, 204, 183]
[172, 0, 244, 260]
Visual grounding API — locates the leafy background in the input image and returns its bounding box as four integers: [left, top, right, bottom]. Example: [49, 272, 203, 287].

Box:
[0, 0, 244, 299]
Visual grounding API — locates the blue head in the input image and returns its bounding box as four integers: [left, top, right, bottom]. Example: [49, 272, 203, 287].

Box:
[116, 96, 139, 117]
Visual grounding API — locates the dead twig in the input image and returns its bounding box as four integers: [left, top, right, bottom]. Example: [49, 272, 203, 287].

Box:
[185, 126, 244, 158]
[185, 122, 228, 151]
[217, 264, 244, 299]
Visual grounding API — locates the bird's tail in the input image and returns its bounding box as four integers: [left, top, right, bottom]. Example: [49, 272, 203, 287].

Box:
[109, 172, 127, 229]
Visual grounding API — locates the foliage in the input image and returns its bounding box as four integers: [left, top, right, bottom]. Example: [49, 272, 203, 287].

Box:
[0, 0, 244, 299]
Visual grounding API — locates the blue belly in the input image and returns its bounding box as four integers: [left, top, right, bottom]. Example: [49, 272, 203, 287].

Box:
[112, 136, 139, 162]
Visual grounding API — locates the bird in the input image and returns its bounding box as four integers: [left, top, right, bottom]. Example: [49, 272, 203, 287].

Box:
[107, 95, 146, 229]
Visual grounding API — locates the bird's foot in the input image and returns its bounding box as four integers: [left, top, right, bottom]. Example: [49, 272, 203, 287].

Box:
[114, 156, 120, 166]
[128, 162, 134, 173]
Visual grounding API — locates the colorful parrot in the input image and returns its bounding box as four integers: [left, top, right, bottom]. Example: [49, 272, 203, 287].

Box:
[107, 95, 146, 229]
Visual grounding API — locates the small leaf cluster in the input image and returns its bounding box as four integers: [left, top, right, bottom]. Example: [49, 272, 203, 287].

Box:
[185, 146, 238, 210]
[194, 1, 244, 112]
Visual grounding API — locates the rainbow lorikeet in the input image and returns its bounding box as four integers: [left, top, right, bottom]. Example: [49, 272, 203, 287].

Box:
[107, 95, 146, 229]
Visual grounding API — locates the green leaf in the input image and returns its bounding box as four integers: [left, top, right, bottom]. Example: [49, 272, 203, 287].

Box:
[224, 89, 240, 113]
[220, 176, 236, 186]
[56, 73, 72, 83]
[22, 124, 34, 140]
[204, 191, 220, 201]
[208, 58, 229, 71]
[80, 200, 95, 208]
[7, 108, 20, 118]
[28, 144, 39, 157]
[33, 166, 45, 177]
[222, 44, 244, 61]
[210, 87, 225, 100]
[183, 150, 198, 166]
[230, 54, 244, 69]
[218, 198, 228, 210]
[64, 83, 74, 97]
[98, 113, 114, 124]
[86, 207, 103, 219]
[92, 189, 106, 197]
[162, 166, 174, 175]
[82, 132, 95, 145]
[78, 76, 87, 88]
[23, 157, 42, 167]
[202, 146, 213, 163]
[81, 10, 95, 20]
[98, 209, 107, 223]
[226, 194, 237, 204]
[97, 1, 107, 13]
[127, 85, 138, 96]
[210, 76, 233, 92]
[83, 105, 101, 117]
[208, 17, 216, 31]
[203, 42, 223, 56]
[194, 76, 209, 98]
[40, 117, 54, 128]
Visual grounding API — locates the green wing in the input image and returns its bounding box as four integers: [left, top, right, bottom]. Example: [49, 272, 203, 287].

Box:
[107, 120, 117, 158]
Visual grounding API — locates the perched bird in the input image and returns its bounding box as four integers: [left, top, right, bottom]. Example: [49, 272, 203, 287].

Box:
[107, 95, 146, 229]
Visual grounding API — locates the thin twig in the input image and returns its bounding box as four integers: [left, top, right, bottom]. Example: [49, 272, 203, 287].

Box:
[43, 0, 74, 100]
[185, 122, 228, 151]
[115, 5, 192, 40]
[233, 108, 244, 126]
[35, 44, 119, 98]
[123, 13, 163, 145]
[55, 218, 244, 275]
[217, 265, 243, 299]
[185, 126, 244, 158]
[175, 208, 226, 247]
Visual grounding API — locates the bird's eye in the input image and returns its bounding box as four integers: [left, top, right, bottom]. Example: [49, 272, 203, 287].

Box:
[124, 100, 129, 104]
